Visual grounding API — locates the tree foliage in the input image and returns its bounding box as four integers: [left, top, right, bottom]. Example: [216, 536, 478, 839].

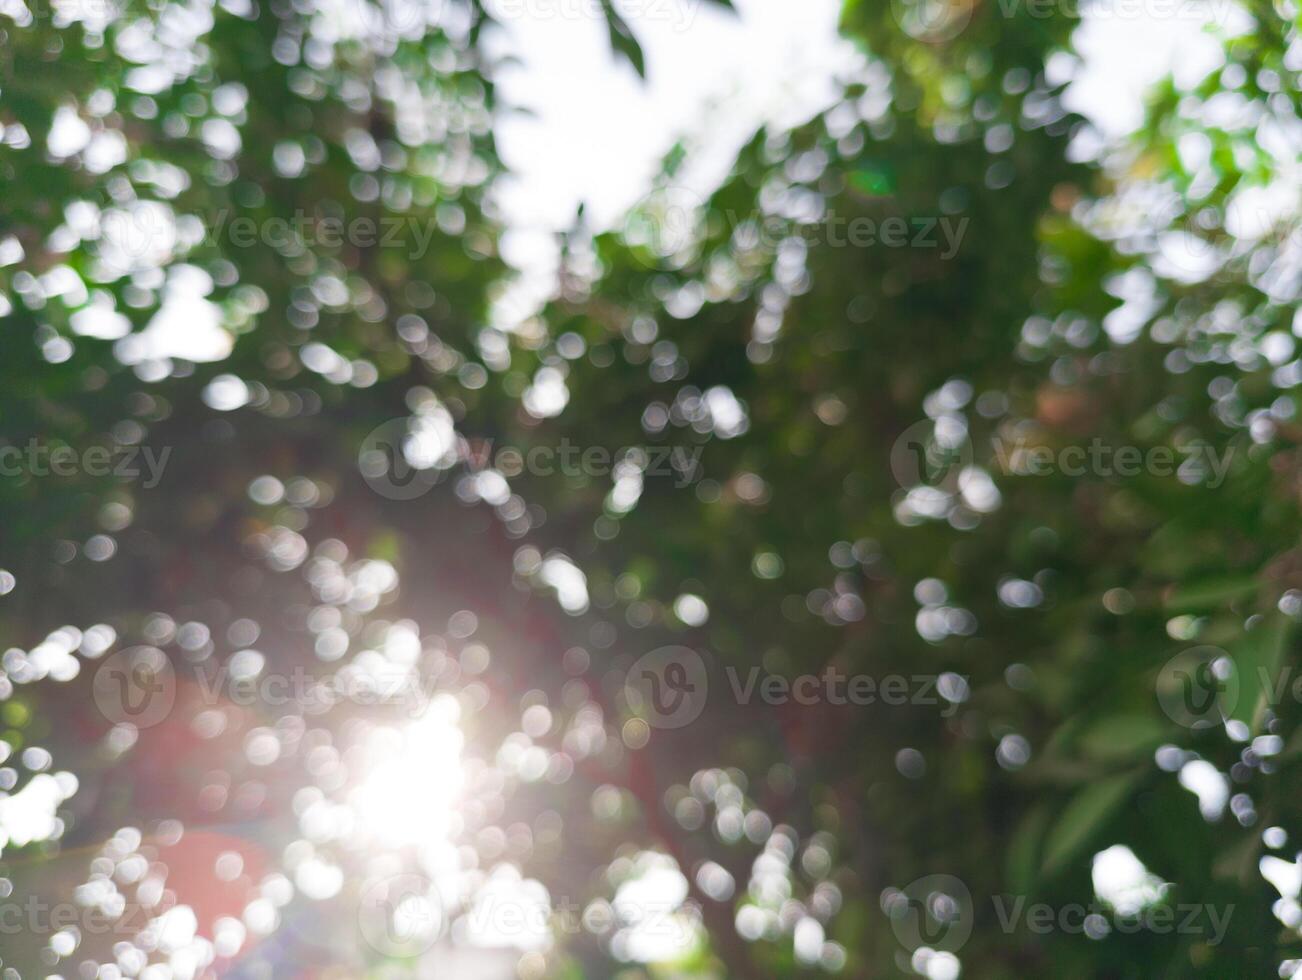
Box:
[1, 0, 1300, 976]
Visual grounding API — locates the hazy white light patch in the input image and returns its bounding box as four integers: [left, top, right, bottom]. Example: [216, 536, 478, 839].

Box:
[28, 634, 82, 681]
[1227, 182, 1301, 241]
[958, 467, 1000, 512]
[897, 485, 953, 524]
[607, 458, 645, 514]
[913, 949, 961, 980]
[309, 0, 446, 45]
[523, 366, 570, 418]
[611, 856, 698, 963]
[37, 265, 88, 308]
[47, 105, 92, 158]
[212, 82, 248, 117]
[294, 856, 344, 900]
[472, 470, 512, 506]
[1178, 759, 1230, 821]
[695, 861, 735, 901]
[0, 0, 34, 26]
[51, 0, 120, 30]
[143, 904, 198, 952]
[272, 141, 306, 177]
[308, 0, 376, 42]
[997, 577, 1043, 609]
[1262, 855, 1302, 899]
[351, 694, 465, 848]
[203, 373, 250, 411]
[116, 0, 214, 92]
[1066, 3, 1245, 138]
[0, 235, 26, 267]
[0, 772, 76, 848]
[1102, 267, 1162, 343]
[71, 292, 132, 340]
[201, 116, 242, 159]
[488, 0, 851, 324]
[540, 555, 588, 614]
[793, 916, 824, 964]
[405, 407, 460, 470]
[463, 868, 552, 950]
[673, 593, 709, 627]
[702, 385, 748, 438]
[83, 129, 128, 173]
[492, 0, 847, 226]
[614, 861, 688, 917]
[96, 200, 179, 277]
[128, 264, 232, 363]
[301, 342, 354, 384]
[1091, 845, 1167, 916]
[1152, 231, 1224, 284]
[213, 916, 246, 957]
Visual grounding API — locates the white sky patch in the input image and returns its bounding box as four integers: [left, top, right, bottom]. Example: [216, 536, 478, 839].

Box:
[1065, 4, 1251, 138]
[487, 0, 851, 323]
[485, 0, 1247, 329]
[490, 0, 849, 232]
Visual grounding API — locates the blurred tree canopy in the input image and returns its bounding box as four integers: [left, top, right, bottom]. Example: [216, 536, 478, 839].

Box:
[1, 0, 1301, 976]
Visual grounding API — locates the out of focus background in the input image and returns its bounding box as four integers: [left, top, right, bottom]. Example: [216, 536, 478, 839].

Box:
[1, 0, 1300, 976]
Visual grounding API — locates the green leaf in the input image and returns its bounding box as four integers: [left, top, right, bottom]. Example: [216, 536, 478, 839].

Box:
[600, 1, 646, 79]
[1041, 772, 1140, 876]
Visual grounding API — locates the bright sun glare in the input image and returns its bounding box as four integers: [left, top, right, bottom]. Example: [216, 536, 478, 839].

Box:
[351, 693, 466, 850]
